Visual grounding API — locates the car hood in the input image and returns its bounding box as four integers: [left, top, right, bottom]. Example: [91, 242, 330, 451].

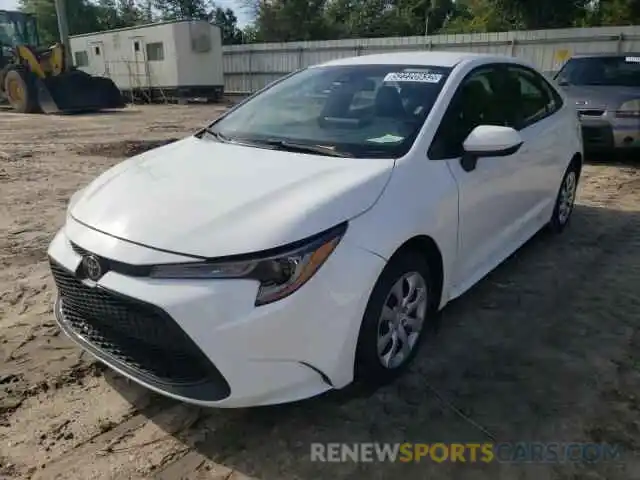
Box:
[69, 135, 395, 258]
[561, 85, 640, 110]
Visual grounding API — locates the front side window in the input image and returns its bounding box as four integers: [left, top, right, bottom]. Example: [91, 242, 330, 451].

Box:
[556, 56, 640, 87]
[429, 66, 507, 159]
[207, 64, 452, 158]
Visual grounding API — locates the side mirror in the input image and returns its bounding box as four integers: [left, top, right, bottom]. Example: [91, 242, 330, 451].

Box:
[556, 78, 569, 87]
[460, 125, 523, 172]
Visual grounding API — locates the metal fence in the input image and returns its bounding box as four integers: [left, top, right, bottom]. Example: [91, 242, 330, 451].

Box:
[222, 25, 640, 94]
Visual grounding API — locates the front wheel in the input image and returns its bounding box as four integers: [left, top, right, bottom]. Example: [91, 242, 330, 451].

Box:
[548, 162, 580, 233]
[354, 251, 435, 387]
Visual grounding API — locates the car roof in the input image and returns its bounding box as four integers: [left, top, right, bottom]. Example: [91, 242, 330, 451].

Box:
[316, 51, 525, 68]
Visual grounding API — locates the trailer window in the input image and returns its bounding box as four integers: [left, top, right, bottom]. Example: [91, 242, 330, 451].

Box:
[74, 50, 89, 67]
[146, 42, 164, 61]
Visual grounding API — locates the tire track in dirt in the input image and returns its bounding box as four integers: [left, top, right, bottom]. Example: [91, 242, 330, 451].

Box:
[28, 396, 176, 479]
[0, 106, 233, 479]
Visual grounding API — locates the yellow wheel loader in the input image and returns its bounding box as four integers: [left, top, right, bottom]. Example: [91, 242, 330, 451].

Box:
[0, 9, 125, 113]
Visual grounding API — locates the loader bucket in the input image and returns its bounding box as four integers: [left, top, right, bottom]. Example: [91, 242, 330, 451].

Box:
[35, 70, 126, 114]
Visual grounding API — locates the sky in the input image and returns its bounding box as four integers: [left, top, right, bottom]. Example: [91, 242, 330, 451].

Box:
[0, 0, 252, 26]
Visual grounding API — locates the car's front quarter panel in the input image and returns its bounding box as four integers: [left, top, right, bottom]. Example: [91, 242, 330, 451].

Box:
[346, 155, 460, 310]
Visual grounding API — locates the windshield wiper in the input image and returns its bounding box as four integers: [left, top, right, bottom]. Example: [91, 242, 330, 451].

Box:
[201, 130, 352, 157]
[253, 139, 353, 157]
[202, 128, 233, 143]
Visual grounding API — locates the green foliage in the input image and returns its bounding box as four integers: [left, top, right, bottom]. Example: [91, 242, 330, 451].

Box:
[14, 0, 640, 47]
[153, 0, 208, 20]
[210, 6, 243, 44]
[19, 0, 101, 44]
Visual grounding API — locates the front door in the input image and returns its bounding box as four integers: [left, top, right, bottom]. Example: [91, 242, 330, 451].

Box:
[429, 65, 535, 293]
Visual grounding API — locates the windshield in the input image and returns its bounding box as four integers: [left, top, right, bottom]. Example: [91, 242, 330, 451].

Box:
[556, 56, 640, 87]
[207, 64, 452, 158]
[0, 11, 39, 47]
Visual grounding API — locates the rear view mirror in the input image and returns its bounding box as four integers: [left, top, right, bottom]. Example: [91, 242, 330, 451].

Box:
[460, 125, 523, 172]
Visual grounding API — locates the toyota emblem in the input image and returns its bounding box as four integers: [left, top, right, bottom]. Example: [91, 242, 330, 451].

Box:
[82, 255, 103, 281]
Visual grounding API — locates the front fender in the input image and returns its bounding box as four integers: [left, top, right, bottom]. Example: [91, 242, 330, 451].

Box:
[344, 158, 460, 309]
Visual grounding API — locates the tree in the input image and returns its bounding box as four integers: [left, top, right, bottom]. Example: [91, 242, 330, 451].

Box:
[154, 0, 209, 20]
[19, 0, 147, 45]
[440, 0, 514, 33]
[18, 0, 640, 47]
[210, 6, 243, 44]
[493, 0, 590, 30]
[581, 0, 640, 26]
[118, 0, 144, 25]
[247, 0, 458, 42]
[19, 0, 104, 45]
[248, 0, 333, 42]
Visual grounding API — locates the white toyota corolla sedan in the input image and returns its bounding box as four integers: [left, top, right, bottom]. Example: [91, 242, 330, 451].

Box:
[48, 52, 583, 408]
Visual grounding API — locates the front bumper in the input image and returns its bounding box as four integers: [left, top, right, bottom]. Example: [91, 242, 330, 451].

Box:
[580, 116, 640, 151]
[47, 222, 385, 408]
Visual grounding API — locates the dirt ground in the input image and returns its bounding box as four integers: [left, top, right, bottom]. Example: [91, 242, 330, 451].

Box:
[1, 104, 639, 480]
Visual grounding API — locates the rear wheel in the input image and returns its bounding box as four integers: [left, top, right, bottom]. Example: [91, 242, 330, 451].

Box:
[4, 69, 38, 113]
[549, 161, 580, 233]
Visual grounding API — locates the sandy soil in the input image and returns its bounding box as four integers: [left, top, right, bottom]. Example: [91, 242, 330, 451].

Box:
[1, 104, 640, 480]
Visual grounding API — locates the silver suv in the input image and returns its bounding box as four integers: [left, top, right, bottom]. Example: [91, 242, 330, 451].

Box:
[555, 54, 640, 153]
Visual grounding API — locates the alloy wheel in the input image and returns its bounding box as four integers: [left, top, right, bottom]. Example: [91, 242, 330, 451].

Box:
[376, 271, 428, 369]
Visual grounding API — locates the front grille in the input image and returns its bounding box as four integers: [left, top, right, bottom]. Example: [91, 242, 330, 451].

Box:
[50, 261, 214, 386]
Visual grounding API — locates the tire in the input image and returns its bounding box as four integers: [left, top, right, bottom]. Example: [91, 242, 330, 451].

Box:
[354, 250, 436, 387]
[3, 68, 38, 113]
[548, 161, 580, 233]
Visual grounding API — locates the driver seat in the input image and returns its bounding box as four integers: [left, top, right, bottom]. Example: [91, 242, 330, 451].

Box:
[374, 86, 406, 118]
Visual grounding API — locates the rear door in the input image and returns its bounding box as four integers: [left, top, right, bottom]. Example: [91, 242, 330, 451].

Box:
[501, 65, 566, 219]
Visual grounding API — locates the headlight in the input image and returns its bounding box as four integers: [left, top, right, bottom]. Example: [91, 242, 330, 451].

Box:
[149, 222, 347, 306]
[615, 99, 640, 118]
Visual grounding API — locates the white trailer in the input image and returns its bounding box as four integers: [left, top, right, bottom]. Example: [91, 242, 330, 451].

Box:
[69, 19, 224, 102]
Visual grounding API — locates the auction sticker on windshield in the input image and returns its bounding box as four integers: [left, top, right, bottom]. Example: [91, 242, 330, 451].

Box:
[383, 72, 443, 83]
